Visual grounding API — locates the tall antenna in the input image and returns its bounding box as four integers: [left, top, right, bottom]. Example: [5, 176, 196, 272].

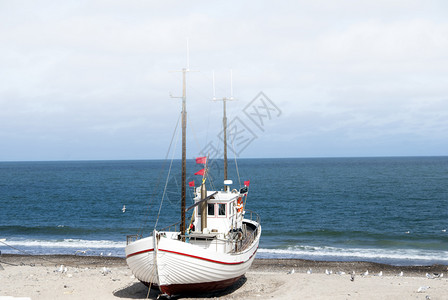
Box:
[212, 70, 235, 101]
[230, 69, 233, 99]
[212, 70, 216, 100]
[186, 38, 190, 71]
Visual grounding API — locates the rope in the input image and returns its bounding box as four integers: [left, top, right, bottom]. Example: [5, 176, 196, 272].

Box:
[1, 239, 159, 298]
[137, 112, 181, 236]
[146, 281, 152, 299]
[0, 239, 85, 268]
[154, 113, 181, 230]
[0, 259, 19, 266]
[232, 138, 242, 187]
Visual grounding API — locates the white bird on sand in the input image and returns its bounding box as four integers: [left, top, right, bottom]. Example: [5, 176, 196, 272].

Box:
[377, 271, 383, 277]
[325, 269, 332, 275]
[57, 265, 67, 273]
[306, 268, 312, 274]
[287, 268, 295, 274]
[417, 286, 430, 293]
[362, 270, 369, 276]
[350, 271, 355, 282]
[337, 271, 346, 275]
[101, 267, 111, 275]
[426, 273, 435, 279]
[398, 271, 404, 277]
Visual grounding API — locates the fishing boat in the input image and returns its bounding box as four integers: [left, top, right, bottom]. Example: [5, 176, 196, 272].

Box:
[125, 67, 261, 297]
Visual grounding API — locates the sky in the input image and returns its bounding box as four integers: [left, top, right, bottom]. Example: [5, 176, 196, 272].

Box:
[1, 0, 447, 161]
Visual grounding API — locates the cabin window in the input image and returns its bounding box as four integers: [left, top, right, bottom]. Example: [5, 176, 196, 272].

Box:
[218, 204, 226, 216]
[207, 203, 215, 216]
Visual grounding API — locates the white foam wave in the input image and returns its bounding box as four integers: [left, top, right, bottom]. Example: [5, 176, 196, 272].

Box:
[3, 238, 126, 249]
[258, 245, 448, 264]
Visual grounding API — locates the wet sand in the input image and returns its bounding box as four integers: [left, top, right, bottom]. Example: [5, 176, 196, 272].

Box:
[1, 255, 447, 299]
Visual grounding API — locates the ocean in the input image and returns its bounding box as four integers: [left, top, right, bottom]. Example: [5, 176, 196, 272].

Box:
[1, 157, 447, 266]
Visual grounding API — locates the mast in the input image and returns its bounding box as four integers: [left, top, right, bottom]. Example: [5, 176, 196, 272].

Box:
[170, 41, 190, 240]
[180, 68, 187, 240]
[223, 99, 228, 188]
[213, 70, 234, 191]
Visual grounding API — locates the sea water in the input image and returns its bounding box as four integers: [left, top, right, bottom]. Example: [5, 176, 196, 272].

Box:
[1, 157, 447, 266]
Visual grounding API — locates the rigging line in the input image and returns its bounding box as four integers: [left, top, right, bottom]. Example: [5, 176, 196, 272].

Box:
[138, 112, 182, 236]
[0, 240, 79, 268]
[207, 172, 216, 192]
[0, 259, 18, 266]
[154, 113, 181, 230]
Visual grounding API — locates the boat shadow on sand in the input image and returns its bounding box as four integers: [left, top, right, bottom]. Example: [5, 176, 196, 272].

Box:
[113, 276, 247, 299]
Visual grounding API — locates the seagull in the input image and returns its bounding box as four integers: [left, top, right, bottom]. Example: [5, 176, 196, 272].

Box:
[337, 271, 346, 275]
[426, 273, 434, 279]
[122, 205, 126, 213]
[74, 249, 91, 255]
[442, 229, 446, 232]
[398, 271, 404, 277]
[306, 268, 312, 274]
[362, 270, 369, 276]
[350, 271, 355, 282]
[405, 231, 410, 234]
[377, 271, 383, 277]
[101, 267, 111, 275]
[287, 268, 295, 274]
[417, 286, 430, 293]
[325, 269, 332, 275]
[57, 265, 67, 273]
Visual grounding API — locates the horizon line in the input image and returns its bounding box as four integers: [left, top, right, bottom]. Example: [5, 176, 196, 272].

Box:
[1, 155, 448, 163]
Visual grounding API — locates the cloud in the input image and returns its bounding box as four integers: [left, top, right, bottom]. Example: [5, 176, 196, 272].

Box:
[0, 0, 447, 160]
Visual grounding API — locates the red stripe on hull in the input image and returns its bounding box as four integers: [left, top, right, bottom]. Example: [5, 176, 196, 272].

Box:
[159, 275, 243, 296]
[159, 248, 245, 265]
[126, 248, 154, 258]
[157, 246, 258, 265]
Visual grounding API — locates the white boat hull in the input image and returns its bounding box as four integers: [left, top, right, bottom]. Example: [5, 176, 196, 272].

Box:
[125, 220, 261, 296]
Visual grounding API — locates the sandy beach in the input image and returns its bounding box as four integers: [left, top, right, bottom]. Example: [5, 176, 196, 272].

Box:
[1, 255, 447, 299]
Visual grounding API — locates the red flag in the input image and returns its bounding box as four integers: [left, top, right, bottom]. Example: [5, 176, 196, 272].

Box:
[196, 157, 207, 164]
[194, 168, 205, 176]
[188, 181, 195, 187]
[244, 180, 250, 186]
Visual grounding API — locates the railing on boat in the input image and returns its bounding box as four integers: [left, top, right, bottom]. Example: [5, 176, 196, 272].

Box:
[232, 209, 260, 252]
[126, 210, 261, 252]
[160, 221, 181, 232]
[244, 209, 260, 225]
[126, 234, 141, 245]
